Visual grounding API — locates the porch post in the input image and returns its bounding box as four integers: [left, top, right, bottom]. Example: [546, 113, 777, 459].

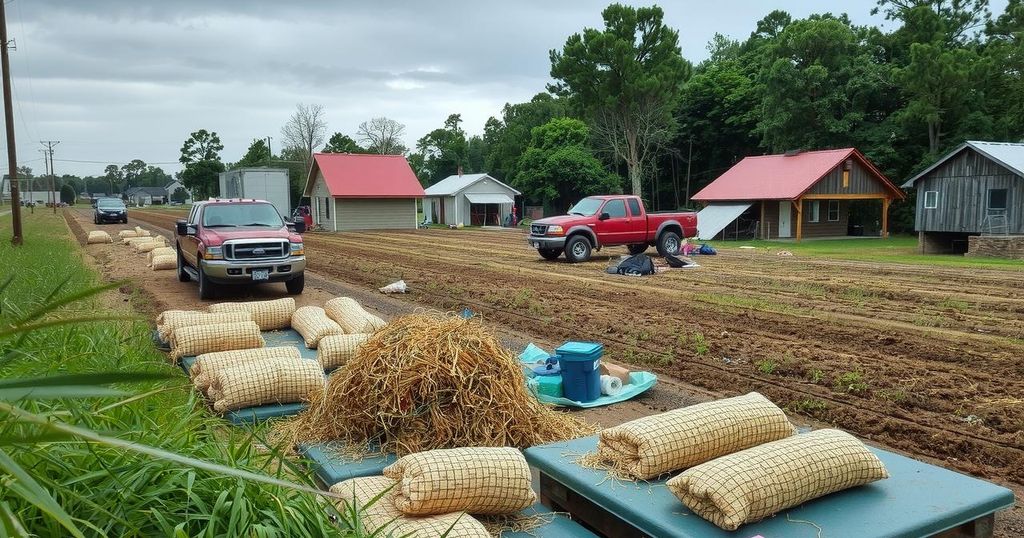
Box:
[795, 198, 803, 242]
[882, 197, 890, 238]
[759, 201, 766, 239]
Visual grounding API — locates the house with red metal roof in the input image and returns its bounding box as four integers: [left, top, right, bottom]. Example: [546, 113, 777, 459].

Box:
[691, 148, 905, 241]
[303, 153, 425, 232]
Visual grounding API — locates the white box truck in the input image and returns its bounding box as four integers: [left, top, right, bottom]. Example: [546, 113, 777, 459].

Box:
[218, 168, 291, 218]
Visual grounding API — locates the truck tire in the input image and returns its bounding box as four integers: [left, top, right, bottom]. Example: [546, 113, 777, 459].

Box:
[176, 245, 190, 283]
[538, 248, 563, 261]
[564, 235, 592, 263]
[197, 263, 214, 300]
[656, 230, 682, 257]
[627, 244, 648, 255]
[285, 273, 305, 295]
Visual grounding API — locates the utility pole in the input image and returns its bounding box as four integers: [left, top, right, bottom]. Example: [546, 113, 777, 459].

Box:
[684, 137, 693, 208]
[0, 1, 22, 245]
[266, 136, 272, 165]
[40, 140, 59, 213]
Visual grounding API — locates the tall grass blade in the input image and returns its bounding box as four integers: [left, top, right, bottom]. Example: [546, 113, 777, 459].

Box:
[0, 449, 86, 538]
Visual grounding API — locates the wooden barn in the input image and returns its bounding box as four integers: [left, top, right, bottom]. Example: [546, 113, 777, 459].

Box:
[692, 148, 905, 241]
[902, 141, 1024, 255]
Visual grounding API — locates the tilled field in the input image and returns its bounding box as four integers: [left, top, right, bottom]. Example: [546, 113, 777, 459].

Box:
[128, 210, 1024, 488]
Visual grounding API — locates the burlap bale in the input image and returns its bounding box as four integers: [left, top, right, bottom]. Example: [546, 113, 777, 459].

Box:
[151, 255, 176, 270]
[323, 297, 371, 334]
[118, 230, 138, 239]
[383, 447, 536, 516]
[86, 231, 112, 244]
[191, 346, 303, 394]
[148, 246, 175, 265]
[291, 306, 344, 349]
[135, 237, 166, 253]
[316, 333, 370, 370]
[157, 310, 253, 344]
[169, 321, 264, 360]
[667, 429, 889, 531]
[209, 298, 295, 331]
[329, 476, 489, 538]
[123, 236, 152, 245]
[209, 357, 324, 412]
[134, 226, 151, 236]
[596, 392, 796, 479]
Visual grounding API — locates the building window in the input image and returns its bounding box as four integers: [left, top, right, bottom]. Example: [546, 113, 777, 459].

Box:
[988, 188, 1008, 211]
[924, 191, 938, 209]
[805, 200, 820, 223]
[827, 200, 840, 222]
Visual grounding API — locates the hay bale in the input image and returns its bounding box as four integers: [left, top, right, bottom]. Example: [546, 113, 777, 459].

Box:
[191, 346, 304, 394]
[329, 476, 489, 538]
[592, 392, 796, 479]
[209, 298, 295, 331]
[158, 310, 252, 343]
[291, 306, 345, 348]
[383, 447, 535, 516]
[151, 255, 176, 270]
[118, 230, 139, 239]
[86, 231, 112, 244]
[148, 247, 175, 265]
[276, 313, 594, 455]
[123, 236, 152, 245]
[169, 321, 264, 360]
[135, 237, 166, 253]
[209, 357, 324, 413]
[667, 429, 889, 531]
[317, 333, 370, 370]
[134, 226, 151, 237]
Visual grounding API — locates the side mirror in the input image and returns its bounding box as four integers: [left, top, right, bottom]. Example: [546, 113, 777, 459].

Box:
[599, 212, 611, 221]
[175, 220, 189, 236]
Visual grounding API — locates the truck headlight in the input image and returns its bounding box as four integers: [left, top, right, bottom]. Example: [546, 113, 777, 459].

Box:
[203, 246, 223, 260]
[547, 225, 564, 236]
[290, 242, 304, 256]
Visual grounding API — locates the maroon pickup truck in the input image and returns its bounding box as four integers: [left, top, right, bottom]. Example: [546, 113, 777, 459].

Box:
[527, 195, 697, 263]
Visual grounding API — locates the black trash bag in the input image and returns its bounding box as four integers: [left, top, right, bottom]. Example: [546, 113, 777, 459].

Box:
[616, 254, 656, 276]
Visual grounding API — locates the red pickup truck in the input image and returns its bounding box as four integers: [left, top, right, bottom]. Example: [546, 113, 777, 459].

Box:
[527, 195, 697, 263]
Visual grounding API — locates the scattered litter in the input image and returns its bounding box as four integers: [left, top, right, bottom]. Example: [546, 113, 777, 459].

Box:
[601, 375, 623, 396]
[609, 254, 656, 276]
[379, 279, 407, 294]
[738, 246, 756, 250]
[959, 414, 983, 425]
[777, 250, 794, 257]
[698, 244, 717, 255]
[459, 307, 474, 319]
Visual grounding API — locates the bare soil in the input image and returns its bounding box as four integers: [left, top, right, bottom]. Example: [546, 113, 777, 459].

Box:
[79, 209, 1024, 535]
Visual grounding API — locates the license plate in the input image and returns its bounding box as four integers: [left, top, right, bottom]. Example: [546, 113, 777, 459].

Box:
[251, 269, 270, 281]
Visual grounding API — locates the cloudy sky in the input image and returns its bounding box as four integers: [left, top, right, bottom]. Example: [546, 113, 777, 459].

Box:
[0, 0, 1004, 178]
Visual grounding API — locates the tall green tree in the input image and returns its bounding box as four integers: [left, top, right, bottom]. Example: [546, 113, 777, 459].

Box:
[321, 133, 365, 154]
[549, 3, 691, 198]
[513, 117, 621, 211]
[236, 138, 273, 167]
[102, 165, 122, 195]
[120, 159, 146, 190]
[415, 114, 468, 185]
[483, 93, 568, 182]
[179, 130, 225, 199]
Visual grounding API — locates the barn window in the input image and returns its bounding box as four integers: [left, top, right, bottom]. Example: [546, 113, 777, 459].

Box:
[827, 200, 840, 222]
[805, 200, 820, 223]
[924, 191, 938, 209]
[988, 189, 1008, 211]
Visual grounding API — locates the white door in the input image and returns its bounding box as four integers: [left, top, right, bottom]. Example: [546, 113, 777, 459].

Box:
[778, 201, 792, 238]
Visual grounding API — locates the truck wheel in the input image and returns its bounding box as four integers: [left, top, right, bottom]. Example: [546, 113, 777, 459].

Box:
[538, 248, 563, 261]
[285, 273, 305, 295]
[656, 230, 681, 257]
[176, 245, 190, 283]
[197, 264, 214, 300]
[627, 244, 648, 255]
[564, 235, 592, 263]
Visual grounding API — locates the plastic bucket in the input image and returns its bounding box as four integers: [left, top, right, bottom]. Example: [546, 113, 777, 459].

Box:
[555, 342, 604, 403]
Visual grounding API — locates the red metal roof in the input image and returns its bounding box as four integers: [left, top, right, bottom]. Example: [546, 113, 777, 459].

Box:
[691, 148, 903, 202]
[306, 153, 425, 198]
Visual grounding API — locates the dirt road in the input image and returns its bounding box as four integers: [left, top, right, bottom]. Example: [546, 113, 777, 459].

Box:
[81, 208, 1024, 534]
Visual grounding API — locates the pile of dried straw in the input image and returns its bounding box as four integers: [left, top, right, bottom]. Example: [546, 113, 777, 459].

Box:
[277, 312, 594, 454]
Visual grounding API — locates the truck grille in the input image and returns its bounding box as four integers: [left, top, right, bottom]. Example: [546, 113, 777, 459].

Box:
[224, 241, 288, 260]
[531, 224, 547, 236]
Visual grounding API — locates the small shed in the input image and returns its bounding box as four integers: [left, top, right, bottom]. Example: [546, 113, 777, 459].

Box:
[692, 148, 904, 241]
[902, 141, 1024, 254]
[423, 173, 520, 226]
[124, 186, 168, 206]
[303, 153, 424, 232]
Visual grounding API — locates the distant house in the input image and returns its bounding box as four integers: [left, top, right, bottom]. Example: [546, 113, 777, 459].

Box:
[902, 141, 1024, 254]
[692, 148, 905, 241]
[124, 186, 168, 206]
[164, 180, 192, 203]
[303, 153, 424, 231]
[423, 172, 520, 226]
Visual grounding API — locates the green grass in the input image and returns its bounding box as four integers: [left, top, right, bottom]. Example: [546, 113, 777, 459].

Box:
[0, 212, 349, 536]
[706, 235, 1024, 270]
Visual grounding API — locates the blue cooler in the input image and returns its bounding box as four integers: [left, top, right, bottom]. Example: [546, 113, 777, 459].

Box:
[555, 341, 603, 402]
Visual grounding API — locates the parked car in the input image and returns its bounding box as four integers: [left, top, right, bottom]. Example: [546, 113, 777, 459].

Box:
[93, 198, 128, 224]
[527, 195, 698, 263]
[175, 199, 306, 299]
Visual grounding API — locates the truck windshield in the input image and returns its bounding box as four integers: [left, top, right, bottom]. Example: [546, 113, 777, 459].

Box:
[567, 197, 604, 216]
[202, 204, 283, 228]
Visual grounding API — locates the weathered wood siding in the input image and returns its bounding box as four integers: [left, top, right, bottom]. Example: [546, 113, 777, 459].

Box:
[914, 147, 1023, 233]
[335, 198, 417, 231]
[808, 160, 887, 195]
[802, 200, 851, 238]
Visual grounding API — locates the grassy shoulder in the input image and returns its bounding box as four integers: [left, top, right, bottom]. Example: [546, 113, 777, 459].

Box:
[704, 235, 1024, 270]
[0, 211, 341, 536]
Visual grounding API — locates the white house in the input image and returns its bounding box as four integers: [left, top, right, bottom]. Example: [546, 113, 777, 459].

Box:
[164, 180, 192, 203]
[423, 172, 520, 226]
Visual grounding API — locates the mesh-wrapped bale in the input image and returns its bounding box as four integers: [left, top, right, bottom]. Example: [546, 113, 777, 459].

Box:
[86, 231, 112, 244]
[135, 237, 166, 253]
[666, 429, 889, 531]
[595, 392, 796, 479]
[118, 230, 139, 239]
[124, 236, 152, 246]
[317, 333, 369, 370]
[363, 312, 387, 332]
[329, 476, 489, 538]
[209, 298, 295, 331]
[291, 306, 344, 349]
[209, 357, 324, 413]
[148, 246, 175, 265]
[383, 447, 536, 516]
[169, 321, 264, 360]
[151, 255, 176, 270]
[134, 226, 151, 236]
[190, 346, 302, 393]
[323, 297, 371, 334]
[158, 310, 252, 343]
